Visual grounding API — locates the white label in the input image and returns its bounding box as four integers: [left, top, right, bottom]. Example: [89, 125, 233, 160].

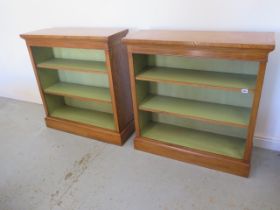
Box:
[241, 89, 249, 94]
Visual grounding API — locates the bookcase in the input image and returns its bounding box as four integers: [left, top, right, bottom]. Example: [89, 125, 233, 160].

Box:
[21, 27, 134, 145]
[123, 30, 275, 176]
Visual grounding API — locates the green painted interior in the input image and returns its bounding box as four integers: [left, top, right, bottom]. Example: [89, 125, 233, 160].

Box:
[37, 58, 107, 73]
[136, 67, 257, 91]
[142, 122, 245, 159]
[31, 47, 53, 64]
[139, 95, 250, 127]
[37, 68, 59, 89]
[139, 111, 152, 130]
[147, 55, 259, 75]
[136, 81, 149, 103]
[53, 47, 106, 62]
[133, 53, 254, 156]
[133, 54, 148, 74]
[51, 106, 115, 130]
[149, 83, 253, 108]
[64, 97, 113, 114]
[58, 70, 109, 88]
[44, 95, 64, 114]
[32, 47, 114, 129]
[152, 113, 247, 138]
[44, 82, 111, 103]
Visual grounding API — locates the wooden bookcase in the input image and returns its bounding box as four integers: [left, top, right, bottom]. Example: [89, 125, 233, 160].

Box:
[123, 30, 275, 176]
[21, 27, 134, 145]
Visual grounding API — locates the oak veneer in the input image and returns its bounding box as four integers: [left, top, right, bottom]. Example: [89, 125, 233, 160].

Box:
[21, 27, 134, 145]
[123, 30, 275, 176]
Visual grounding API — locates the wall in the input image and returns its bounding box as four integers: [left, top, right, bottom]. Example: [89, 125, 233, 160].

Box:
[0, 0, 280, 150]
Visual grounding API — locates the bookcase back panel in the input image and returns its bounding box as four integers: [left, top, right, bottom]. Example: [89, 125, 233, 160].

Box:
[32, 47, 106, 62]
[138, 111, 245, 159]
[45, 95, 113, 114]
[147, 55, 259, 75]
[58, 70, 109, 88]
[37, 68, 59, 89]
[152, 113, 247, 138]
[53, 47, 106, 62]
[38, 68, 109, 89]
[64, 97, 113, 113]
[45, 94, 65, 113]
[149, 83, 253, 108]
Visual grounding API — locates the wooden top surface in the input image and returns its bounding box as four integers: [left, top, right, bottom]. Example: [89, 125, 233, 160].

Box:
[123, 30, 275, 50]
[20, 27, 128, 41]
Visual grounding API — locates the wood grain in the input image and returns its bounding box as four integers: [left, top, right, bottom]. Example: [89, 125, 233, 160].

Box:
[20, 27, 128, 42]
[124, 30, 275, 50]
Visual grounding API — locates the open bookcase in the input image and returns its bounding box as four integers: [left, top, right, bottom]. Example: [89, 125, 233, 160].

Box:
[123, 30, 275, 176]
[21, 28, 134, 145]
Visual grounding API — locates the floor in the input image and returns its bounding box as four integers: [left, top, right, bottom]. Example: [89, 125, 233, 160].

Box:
[0, 97, 280, 210]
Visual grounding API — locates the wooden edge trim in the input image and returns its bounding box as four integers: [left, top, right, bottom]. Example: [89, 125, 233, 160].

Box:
[26, 45, 49, 115]
[105, 50, 120, 132]
[25, 38, 108, 49]
[123, 39, 275, 51]
[43, 91, 112, 104]
[126, 45, 270, 61]
[134, 137, 250, 177]
[127, 52, 141, 136]
[243, 61, 268, 161]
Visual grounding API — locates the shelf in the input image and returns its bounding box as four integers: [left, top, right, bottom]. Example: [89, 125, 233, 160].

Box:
[50, 106, 115, 130]
[37, 58, 107, 73]
[44, 82, 111, 103]
[142, 122, 245, 159]
[136, 67, 256, 92]
[139, 95, 250, 128]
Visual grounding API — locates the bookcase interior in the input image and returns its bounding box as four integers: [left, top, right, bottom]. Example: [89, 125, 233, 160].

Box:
[133, 53, 260, 159]
[31, 46, 115, 130]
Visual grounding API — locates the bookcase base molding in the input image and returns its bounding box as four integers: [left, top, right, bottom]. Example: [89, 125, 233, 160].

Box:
[46, 117, 134, 145]
[135, 137, 250, 176]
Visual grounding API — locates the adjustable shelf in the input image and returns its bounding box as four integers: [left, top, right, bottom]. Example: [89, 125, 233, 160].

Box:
[124, 30, 275, 176]
[21, 27, 134, 145]
[142, 122, 245, 159]
[37, 58, 107, 73]
[136, 66, 257, 93]
[44, 82, 111, 103]
[51, 106, 115, 130]
[139, 95, 250, 128]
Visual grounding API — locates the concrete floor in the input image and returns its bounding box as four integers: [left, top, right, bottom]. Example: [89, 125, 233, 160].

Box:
[0, 97, 280, 210]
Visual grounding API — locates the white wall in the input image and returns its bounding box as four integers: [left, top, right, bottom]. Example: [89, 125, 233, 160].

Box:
[1, 0, 280, 150]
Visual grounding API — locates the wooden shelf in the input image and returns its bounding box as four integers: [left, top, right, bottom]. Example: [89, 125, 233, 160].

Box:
[37, 58, 107, 73]
[142, 122, 245, 159]
[51, 106, 115, 130]
[44, 82, 111, 103]
[139, 95, 250, 128]
[136, 67, 256, 92]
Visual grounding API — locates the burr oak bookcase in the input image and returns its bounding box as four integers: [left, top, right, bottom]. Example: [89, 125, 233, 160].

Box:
[21, 27, 134, 145]
[123, 30, 275, 176]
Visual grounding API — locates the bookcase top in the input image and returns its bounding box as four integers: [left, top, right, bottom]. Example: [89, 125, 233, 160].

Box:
[123, 30, 275, 50]
[20, 27, 128, 42]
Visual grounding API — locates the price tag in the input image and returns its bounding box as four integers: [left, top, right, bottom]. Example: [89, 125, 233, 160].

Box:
[241, 89, 249, 94]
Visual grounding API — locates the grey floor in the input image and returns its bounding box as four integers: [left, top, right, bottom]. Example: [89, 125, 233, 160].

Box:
[0, 97, 280, 210]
